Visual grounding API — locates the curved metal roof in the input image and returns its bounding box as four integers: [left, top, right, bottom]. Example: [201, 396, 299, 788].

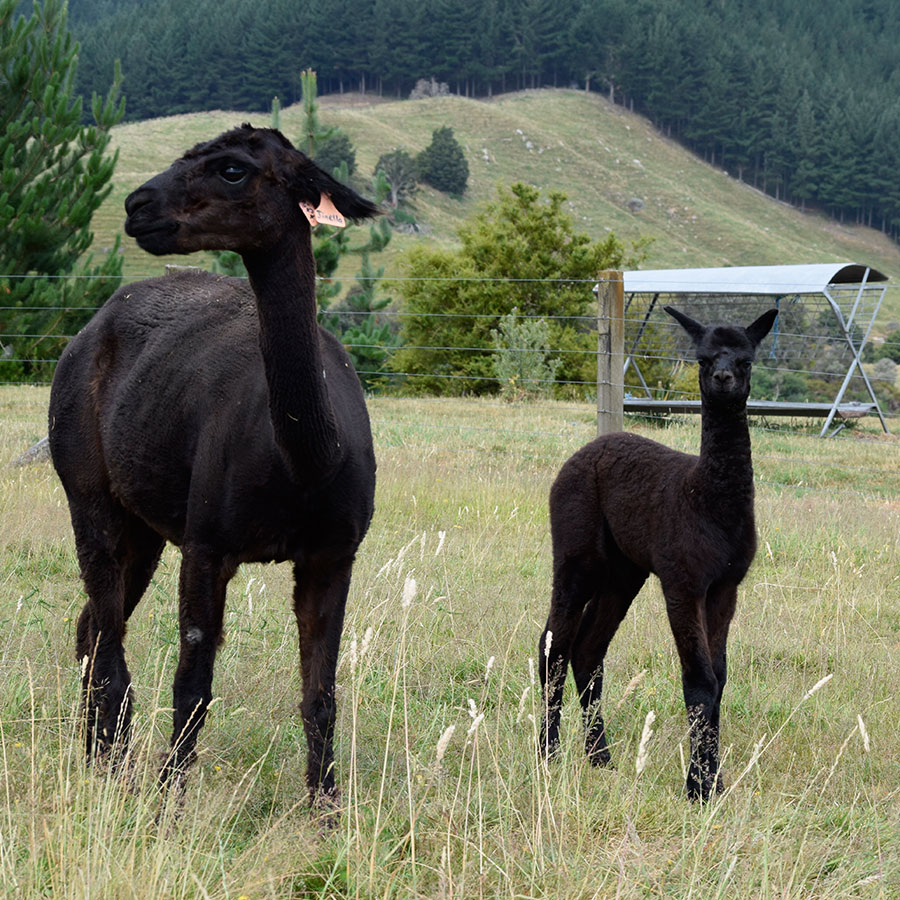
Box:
[623, 263, 887, 295]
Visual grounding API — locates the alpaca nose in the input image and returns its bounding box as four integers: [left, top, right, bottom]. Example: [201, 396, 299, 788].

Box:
[124, 187, 154, 217]
[713, 369, 734, 387]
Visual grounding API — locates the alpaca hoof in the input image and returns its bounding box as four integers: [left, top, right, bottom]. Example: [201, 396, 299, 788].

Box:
[585, 731, 612, 767]
[310, 785, 342, 830]
[586, 743, 613, 767]
[539, 737, 560, 762]
[685, 772, 719, 803]
[157, 749, 193, 798]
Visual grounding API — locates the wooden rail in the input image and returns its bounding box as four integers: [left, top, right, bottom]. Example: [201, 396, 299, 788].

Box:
[624, 398, 876, 419]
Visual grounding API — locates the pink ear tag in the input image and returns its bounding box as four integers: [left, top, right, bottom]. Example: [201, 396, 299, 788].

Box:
[315, 194, 346, 228]
[299, 200, 319, 226]
[298, 195, 346, 228]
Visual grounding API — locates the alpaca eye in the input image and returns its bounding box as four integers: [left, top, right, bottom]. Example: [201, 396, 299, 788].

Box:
[219, 164, 248, 184]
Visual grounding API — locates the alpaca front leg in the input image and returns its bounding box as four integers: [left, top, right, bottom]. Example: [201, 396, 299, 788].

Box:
[705, 582, 737, 796]
[293, 558, 351, 805]
[682, 701, 719, 800]
[161, 548, 229, 786]
[667, 594, 721, 801]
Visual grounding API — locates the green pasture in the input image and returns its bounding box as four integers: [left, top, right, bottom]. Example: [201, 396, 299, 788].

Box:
[92, 90, 900, 323]
[1, 388, 898, 898]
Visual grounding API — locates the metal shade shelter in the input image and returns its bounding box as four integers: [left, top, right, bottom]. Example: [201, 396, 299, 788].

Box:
[620, 263, 890, 436]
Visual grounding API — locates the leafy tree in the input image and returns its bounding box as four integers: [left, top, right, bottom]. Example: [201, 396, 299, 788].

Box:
[315, 129, 357, 178]
[0, 0, 124, 383]
[417, 126, 469, 197]
[392, 182, 647, 396]
[375, 149, 419, 208]
[872, 356, 897, 386]
[862, 327, 900, 363]
[299, 76, 397, 386]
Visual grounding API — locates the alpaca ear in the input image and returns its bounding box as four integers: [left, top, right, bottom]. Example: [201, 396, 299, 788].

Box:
[664, 306, 707, 345]
[290, 153, 380, 222]
[745, 308, 778, 347]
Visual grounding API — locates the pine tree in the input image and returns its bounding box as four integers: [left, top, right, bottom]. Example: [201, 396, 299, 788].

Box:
[299, 68, 336, 156]
[0, 0, 124, 383]
[417, 126, 469, 197]
[790, 90, 820, 211]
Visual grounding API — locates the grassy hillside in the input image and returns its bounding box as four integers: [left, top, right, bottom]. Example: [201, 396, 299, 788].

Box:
[92, 89, 900, 321]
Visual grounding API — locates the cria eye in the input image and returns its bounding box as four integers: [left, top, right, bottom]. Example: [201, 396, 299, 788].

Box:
[220, 164, 247, 184]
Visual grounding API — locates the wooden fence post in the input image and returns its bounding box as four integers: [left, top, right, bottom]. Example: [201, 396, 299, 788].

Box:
[596, 269, 624, 435]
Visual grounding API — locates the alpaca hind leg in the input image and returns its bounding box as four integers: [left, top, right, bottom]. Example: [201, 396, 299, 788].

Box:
[69, 500, 138, 759]
[161, 546, 230, 786]
[665, 590, 720, 801]
[539, 556, 597, 759]
[75, 513, 165, 760]
[293, 556, 352, 804]
[121, 518, 165, 623]
[571, 566, 646, 765]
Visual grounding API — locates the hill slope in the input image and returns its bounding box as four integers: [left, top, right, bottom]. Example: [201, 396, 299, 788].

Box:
[93, 89, 900, 320]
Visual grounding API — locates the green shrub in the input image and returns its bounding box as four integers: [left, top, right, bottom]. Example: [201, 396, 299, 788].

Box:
[491, 309, 562, 400]
[417, 126, 469, 196]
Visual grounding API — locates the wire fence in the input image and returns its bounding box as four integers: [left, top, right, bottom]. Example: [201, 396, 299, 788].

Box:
[0, 268, 900, 502]
[3, 274, 899, 426]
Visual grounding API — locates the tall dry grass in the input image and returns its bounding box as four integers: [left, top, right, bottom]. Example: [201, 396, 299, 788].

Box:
[2, 388, 898, 898]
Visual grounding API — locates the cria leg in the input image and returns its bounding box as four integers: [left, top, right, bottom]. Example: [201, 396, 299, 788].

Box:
[539, 556, 596, 759]
[570, 564, 647, 765]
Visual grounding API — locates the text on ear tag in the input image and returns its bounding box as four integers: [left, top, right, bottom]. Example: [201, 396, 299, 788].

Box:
[298, 200, 319, 226]
[315, 194, 346, 227]
[298, 194, 346, 228]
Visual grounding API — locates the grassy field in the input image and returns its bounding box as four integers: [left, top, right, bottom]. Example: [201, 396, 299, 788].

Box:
[1, 387, 899, 898]
[91, 89, 900, 323]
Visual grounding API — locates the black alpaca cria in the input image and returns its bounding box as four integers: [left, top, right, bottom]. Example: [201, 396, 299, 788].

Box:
[538, 305, 777, 801]
[49, 125, 379, 804]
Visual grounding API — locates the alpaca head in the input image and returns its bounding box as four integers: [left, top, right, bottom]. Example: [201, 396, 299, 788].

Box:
[124, 124, 379, 256]
[664, 306, 778, 405]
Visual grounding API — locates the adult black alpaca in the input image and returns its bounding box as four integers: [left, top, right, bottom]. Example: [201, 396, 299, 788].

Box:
[49, 125, 379, 803]
[538, 305, 777, 801]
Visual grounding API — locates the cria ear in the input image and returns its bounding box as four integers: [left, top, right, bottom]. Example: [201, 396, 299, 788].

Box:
[664, 306, 707, 345]
[290, 152, 380, 222]
[744, 308, 778, 348]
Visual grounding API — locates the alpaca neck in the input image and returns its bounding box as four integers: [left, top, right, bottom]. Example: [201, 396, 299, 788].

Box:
[243, 232, 343, 481]
[696, 399, 754, 499]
